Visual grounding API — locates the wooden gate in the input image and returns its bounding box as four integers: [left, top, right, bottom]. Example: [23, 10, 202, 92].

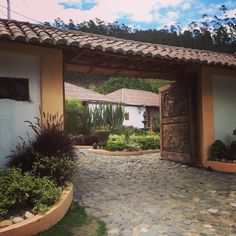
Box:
[160, 81, 197, 165]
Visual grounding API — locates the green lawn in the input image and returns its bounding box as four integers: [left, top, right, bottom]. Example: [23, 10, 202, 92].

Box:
[37, 203, 106, 236]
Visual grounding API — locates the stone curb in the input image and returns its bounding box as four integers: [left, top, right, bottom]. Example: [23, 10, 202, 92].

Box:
[0, 184, 73, 236]
[87, 149, 160, 156]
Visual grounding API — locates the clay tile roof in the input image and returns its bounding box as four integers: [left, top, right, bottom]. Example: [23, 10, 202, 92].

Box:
[106, 88, 159, 107]
[0, 19, 236, 68]
[65, 82, 113, 103]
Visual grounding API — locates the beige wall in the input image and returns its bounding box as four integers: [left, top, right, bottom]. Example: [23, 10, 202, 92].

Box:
[0, 42, 64, 121]
[198, 66, 236, 166]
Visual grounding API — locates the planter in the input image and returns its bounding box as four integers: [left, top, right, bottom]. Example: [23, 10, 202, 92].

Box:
[0, 184, 73, 236]
[88, 149, 160, 156]
[205, 161, 236, 173]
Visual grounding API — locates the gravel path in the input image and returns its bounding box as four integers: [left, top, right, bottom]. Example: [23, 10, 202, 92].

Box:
[73, 151, 236, 236]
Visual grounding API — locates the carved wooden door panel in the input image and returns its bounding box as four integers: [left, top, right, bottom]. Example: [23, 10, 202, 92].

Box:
[160, 82, 196, 164]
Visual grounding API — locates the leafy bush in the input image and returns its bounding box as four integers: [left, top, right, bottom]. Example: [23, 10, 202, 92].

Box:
[124, 142, 142, 151]
[106, 134, 126, 151]
[32, 153, 76, 187]
[106, 140, 126, 151]
[105, 133, 159, 151]
[72, 134, 97, 145]
[113, 126, 145, 136]
[130, 134, 160, 150]
[210, 140, 227, 160]
[31, 113, 75, 158]
[91, 103, 125, 130]
[65, 99, 92, 135]
[0, 168, 60, 219]
[65, 99, 83, 135]
[7, 113, 77, 187]
[95, 130, 112, 142]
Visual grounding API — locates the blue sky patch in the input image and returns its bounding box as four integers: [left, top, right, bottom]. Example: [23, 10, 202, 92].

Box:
[59, 0, 97, 10]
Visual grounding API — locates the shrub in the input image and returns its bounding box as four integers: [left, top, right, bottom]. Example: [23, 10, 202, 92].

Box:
[0, 168, 60, 219]
[114, 126, 145, 136]
[32, 153, 77, 187]
[106, 135, 126, 151]
[64, 99, 82, 135]
[106, 140, 126, 151]
[210, 140, 227, 160]
[65, 99, 92, 135]
[31, 113, 75, 158]
[72, 134, 97, 145]
[91, 103, 125, 130]
[8, 113, 76, 173]
[95, 130, 112, 142]
[105, 133, 160, 151]
[124, 142, 142, 151]
[130, 134, 160, 150]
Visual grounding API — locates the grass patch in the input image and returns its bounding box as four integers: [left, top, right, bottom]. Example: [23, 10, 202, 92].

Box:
[37, 203, 106, 236]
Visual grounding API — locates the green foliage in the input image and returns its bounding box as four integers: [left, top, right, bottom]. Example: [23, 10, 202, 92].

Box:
[52, 8, 236, 54]
[37, 203, 106, 236]
[65, 99, 92, 135]
[95, 130, 112, 142]
[103, 103, 125, 130]
[153, 112, 160, 133]
[31, 113, 75, 158]
[114, 125, 146, 136]
[8, 113, 76, 174]
[106, 134, 126, 151]
[105, 133, 160, 151]
[64, 99, 83, 135]
[32, 153, 77, 187]
[96, 77, 153, 94]
[91, 103, 106, 130]
[210, 140, 227, 160]
[91, 103, 125, 130]
[233, 129, 236, 136]
[124, 142, 142, 151]
[0, 168, 60, 218]
[106, 141, 126, 151]
[130, 134, 160, 150]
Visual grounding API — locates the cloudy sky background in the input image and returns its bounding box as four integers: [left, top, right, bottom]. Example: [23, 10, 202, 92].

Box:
[0, 0, 235, 29]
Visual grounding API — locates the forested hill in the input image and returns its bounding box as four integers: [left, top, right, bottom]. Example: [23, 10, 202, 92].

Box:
[45, 5, 236, 54]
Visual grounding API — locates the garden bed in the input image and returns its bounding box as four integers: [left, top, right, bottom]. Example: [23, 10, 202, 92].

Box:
[0, 184, 73, 236]
[205, 161, 236, 173]
[88, 149, 160, 156]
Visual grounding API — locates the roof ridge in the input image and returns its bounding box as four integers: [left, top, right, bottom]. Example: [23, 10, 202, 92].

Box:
[0, 18, 234, 57]
[0, 18, 235, 69]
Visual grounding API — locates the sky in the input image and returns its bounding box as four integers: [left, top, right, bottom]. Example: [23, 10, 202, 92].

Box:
[0, 0, 235, 29]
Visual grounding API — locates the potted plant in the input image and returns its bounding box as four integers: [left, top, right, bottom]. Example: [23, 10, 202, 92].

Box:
[209, 140, 227, 161]
[230, 129, 236, 160]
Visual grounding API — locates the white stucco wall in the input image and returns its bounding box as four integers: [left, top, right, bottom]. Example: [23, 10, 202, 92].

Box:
[213, 75, 236, 145]
[123, 105, 145, 128]
[88, 103, 145, 128]
[0, 52, 40, 166]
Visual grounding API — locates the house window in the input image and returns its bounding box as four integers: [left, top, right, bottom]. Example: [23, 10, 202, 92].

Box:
[0, 77, 29, 101]
[124, 112, 129, 120]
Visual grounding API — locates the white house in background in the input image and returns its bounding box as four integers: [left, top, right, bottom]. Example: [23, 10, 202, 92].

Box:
[65, 83, 159, 129]
[106, 88, 159, 129]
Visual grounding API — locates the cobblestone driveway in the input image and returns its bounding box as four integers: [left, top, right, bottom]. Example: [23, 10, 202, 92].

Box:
[74, 151, 236, 236]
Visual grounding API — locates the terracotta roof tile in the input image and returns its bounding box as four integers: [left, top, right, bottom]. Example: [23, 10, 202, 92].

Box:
[65, 82, 113, 103]
[0, 19, 236, 68]
[106, 88, 159, 107]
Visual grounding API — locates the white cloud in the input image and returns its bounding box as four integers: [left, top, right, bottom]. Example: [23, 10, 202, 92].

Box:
[0, 0, 185, 24]
[182, 2, 191, 10]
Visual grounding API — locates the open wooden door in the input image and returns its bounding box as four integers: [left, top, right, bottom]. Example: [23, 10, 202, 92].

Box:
[160, 81, 197, 165]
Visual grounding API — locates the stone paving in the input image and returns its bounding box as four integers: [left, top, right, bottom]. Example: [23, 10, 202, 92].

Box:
[73, 151, 236, 236]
